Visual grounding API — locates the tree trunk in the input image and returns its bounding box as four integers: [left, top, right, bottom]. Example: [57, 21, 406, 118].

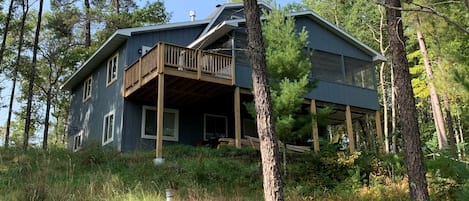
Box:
[243, 0, 284, 200]
[416, 30, 448, 149]
[24, 0, 44, 150]
[0, 0, 15, 67]
[380, 62, 390, 153]
[84, 0, 91, 48]
[6, 0, 28, 148]
[456, 114, 466, 157]
[391, 64, 398, 153]
[43, 90, 52, 150]
[385, 0, 430, 200]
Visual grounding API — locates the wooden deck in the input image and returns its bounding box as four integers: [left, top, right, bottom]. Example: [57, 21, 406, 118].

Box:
[123, 42, 234, 97]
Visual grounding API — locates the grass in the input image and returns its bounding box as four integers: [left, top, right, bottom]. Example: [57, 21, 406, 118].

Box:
[0, 144, 467, 200]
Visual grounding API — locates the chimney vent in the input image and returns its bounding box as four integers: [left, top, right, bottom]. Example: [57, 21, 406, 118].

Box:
[189, 10, 196, 22]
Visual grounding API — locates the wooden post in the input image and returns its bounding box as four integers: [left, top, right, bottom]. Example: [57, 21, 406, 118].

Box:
[197, 50, 202, 80]
[234, 87, 241, 148]
[158, 43, 165, 73]
[375, 110, 384, 153]
[231, 56, 236, 85]
[345, 105, 355, 152]
[156, 73, 165, 158]
[310, 99, 320, 153]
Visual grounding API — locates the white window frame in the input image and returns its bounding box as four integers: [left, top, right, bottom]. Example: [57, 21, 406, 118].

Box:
[73, 131, 83, 152]
[82, 76, 92, 102]
[141, 106, 179, 141]
[106, 53, 118, 86]
[102, 110, 115, 145]
[203, 113, 228, 140]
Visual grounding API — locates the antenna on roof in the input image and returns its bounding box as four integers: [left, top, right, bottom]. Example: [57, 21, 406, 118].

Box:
[189, 10, 196, 22]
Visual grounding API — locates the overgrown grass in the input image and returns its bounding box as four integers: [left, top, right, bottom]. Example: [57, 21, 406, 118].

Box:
[1, 144, 467, 200]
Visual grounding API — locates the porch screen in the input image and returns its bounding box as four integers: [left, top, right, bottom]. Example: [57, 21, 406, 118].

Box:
[344, 57, 375, 89]
[311, 50, 344, 83]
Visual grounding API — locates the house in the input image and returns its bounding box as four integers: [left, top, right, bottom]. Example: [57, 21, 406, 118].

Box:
[62, 1, 386, 155]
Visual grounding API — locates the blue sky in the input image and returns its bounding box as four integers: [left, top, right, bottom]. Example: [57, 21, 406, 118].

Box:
[163, 0, 300, 22]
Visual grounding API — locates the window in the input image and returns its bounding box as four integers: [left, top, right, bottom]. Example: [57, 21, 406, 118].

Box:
[344, 57, 375, 89]
[311, 50, 344, 83]
[83, 76, 92, 101]
[204, 114, 228, 140]
[243, 119, 257, 137]
[73, 132, 83, 152]
[102, 111, 115, 145]
[106, 53, 118, 86]
[141, 106, 179, 141]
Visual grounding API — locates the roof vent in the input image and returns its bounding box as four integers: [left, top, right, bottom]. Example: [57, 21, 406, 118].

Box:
[189, 10, 196, 22]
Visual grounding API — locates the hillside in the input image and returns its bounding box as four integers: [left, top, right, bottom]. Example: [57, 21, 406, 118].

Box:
[1, 145, 468, 200]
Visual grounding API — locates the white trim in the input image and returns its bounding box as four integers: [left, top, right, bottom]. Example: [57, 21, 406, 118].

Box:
[203, 113, 228, 140]
[82, 76, 92, 102]
[141, 106, 179, 141]
[102, 110, 115, 145]
[72, 131, 83, 152]
[106, 52, 119, 87]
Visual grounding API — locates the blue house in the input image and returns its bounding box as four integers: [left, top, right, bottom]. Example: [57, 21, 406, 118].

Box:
[62, 1, 385, 155]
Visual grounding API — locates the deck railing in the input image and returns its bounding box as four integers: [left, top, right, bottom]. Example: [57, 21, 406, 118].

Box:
[124, 42, 233, 97]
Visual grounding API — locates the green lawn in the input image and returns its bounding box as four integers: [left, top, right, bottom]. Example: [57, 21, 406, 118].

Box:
[0, 144, 467, 200]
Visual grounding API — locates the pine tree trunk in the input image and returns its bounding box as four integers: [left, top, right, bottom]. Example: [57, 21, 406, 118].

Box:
[391, 65, 398, 153]
[43, 90, 52, 150]
[243, 0, 284, 200]
[0, 0, 14, 67]
[24, 0, 44, 150]
[84, 0, 91, 48]
[416, 30, 448, 149]
[6, 0, 28, 148]
[385, 0, 430, 200]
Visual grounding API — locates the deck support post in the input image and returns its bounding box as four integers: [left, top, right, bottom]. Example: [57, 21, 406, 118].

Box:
[310, 99, 320, 153]
[156, 73, 165, 158]
[375, 110, 384, 153]
[234, 87, 241, 148]
[345, 105, 356, 152]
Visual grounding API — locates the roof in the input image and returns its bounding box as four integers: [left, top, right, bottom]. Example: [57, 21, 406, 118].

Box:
[62, 2, 385, 91]
[201, 0, 272, 35]
[194, 10, 386, 63]
[290, 10, 386, 63]
[61, 20, 210, 91]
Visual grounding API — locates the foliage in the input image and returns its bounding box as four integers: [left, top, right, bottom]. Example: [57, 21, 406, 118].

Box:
[2, 145, 468, 200]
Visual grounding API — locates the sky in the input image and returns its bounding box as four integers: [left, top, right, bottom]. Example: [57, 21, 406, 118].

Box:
[163, 0, 300, 22]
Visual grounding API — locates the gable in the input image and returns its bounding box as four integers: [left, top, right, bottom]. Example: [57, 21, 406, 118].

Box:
[296, 16, 371, 61]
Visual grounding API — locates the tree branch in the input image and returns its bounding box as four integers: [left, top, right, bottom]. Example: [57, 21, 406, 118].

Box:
[376, 1, 469, 35]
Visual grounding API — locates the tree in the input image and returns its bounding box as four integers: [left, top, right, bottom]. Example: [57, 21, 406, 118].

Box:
[0, 0, 14, 67]
[262, 6, 312, 176]
[416, 28, 448, 149]
[385, 0, 430, 200]
[24, 0, 45, 150]
[4, 0, 30, 148]
[243, 0, 284, 200]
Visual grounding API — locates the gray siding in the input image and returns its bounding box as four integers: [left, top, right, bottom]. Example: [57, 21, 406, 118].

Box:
[233, 16, 379, 110]
[68, 46, 126, 150]
[295, 16, 371, 61]
[121, 94, 244, 152]
[125, 26, 205, 66]
[305, 81, 379, 110]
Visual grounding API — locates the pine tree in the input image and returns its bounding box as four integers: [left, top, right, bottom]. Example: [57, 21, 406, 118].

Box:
[243, 0, 284, 200]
